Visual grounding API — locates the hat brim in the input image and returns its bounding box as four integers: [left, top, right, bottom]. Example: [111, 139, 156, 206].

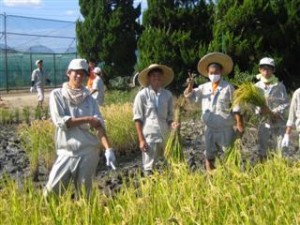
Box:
[138, 64, 174, 87]
[197, 52, 233, 77]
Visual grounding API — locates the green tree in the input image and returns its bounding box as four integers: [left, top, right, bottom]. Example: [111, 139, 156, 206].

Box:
[77, 0, 141, 80]
[138, 0, 214, 92]
[209, 0, 300, 90]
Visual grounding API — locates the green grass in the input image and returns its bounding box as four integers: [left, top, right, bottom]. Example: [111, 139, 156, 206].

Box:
[1, 157, 300, 224]
[104, 88, 139, 106]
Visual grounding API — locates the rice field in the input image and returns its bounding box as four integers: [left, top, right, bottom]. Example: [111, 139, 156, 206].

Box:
[1, 156, 300, 224]
[1, 88, 300, 224]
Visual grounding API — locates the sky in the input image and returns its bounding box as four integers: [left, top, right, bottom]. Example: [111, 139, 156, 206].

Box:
[0, 0, 148, 22]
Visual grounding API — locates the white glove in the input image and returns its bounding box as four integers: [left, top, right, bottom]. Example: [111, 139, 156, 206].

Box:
[30, 87, 34, 93]
[105, 148, 116, 170]
[281, 133, 290, 148]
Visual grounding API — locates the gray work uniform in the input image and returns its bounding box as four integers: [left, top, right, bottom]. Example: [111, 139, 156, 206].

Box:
[255, 81, 289, 157]
[286, 88, 300, 148]
[44, 86, 104, 197]
[91, 76, 105, 106]
[133, 86, 173, 171]
[31, 68, 48, 102]
[185, 79, 237, 160]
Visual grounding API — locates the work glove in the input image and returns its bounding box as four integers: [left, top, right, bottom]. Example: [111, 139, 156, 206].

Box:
[281, 133, 289, 148]
[30, 86, 34, 93]
[105, 148, 116, 170]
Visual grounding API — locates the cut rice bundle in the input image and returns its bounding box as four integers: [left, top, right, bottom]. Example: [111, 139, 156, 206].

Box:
[164, 96, 186, 163]
[233, 82, 266, 109]
[223, 138, 243, 167]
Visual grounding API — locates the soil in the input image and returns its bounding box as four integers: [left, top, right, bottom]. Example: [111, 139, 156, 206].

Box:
[0, 90, 51, 109]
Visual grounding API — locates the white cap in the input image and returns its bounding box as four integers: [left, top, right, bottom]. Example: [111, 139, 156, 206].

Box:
[35, 59, 43, 66]
[67, 59, 88, 74]
[259, 57, 275, 67]
[93, 67, 102, 74]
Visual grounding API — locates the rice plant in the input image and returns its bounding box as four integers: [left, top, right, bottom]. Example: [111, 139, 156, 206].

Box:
[233, 82, 266, 110]
[164, 96, 185, 163]
[101, 102, 137, 153]
[17, 120, 55, 180]
[2, 157, 300, 224]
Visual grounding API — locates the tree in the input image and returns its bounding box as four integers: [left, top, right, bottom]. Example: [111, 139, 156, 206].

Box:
[77, 0, 141, 80]
[209, 0, 300, 90]
[138, 0, 214, 92]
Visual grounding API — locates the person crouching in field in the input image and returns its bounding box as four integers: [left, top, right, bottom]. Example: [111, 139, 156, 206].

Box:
[44, 59, 116, 198]
[255, 57, 289, 161]
[184, 52, 244, 171]
[89, 67, 105, 106]
[133, 64, 179, 175]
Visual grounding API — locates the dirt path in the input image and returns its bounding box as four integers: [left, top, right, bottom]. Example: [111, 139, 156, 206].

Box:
[0, 89, 52, 109]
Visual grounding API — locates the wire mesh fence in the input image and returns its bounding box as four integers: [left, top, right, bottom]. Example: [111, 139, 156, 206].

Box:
[0, 14, 77, 91]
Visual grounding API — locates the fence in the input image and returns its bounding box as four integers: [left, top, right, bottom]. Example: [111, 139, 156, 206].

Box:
[0, 14, 77, 91]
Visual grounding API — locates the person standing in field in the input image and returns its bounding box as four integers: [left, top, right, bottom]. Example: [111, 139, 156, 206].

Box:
[281, 88, 300, 149]
[184, 52, 244, 171]
[89, 67, 105, 106]
[255, 57, 289, 161]
[133, 64, 178, 175]
[44, 58, 116, 198]
[30, 59, 50, 108]
[86, 59, 96, 90]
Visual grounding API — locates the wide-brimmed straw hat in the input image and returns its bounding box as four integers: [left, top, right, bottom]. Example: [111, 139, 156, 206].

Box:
[197, 52, 233, 77]
[138, 64, 174, 87]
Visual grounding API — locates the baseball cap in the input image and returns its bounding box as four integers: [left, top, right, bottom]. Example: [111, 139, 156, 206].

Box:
[259, 57, 275, 67]
[93, 67, 102, 74]
[35, 59, 43, 66]
[67, 59, 88, 74]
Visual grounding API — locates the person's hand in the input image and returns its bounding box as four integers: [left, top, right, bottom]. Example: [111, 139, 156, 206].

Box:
[171, 121, 180, 129]
[236, 123, 244, 138]
[30, 87, 34, 93]
[261, 105, 272, 116]
[281, 133, 289, 148]
[105, 148, 116, 170]
[139, 139, 149, 152]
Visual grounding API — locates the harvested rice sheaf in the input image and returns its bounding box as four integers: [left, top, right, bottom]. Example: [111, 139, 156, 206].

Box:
[164, 97, 186, 163]
[224, 138, 242, 167]
[233, 82, 266, 109]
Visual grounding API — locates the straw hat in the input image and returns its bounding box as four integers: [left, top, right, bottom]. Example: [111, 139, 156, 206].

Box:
[197, 52, 233, 77]
[138, 64, 174, 87]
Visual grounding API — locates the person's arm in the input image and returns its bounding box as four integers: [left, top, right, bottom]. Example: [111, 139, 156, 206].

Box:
[133, 92, 148, 151]
[135, 119, 148, 151]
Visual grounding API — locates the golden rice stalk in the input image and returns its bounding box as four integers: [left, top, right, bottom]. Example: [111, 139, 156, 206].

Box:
[164, 96, 186, 163]
[223, 138, 242, 167]
[233, 82, 266, 110]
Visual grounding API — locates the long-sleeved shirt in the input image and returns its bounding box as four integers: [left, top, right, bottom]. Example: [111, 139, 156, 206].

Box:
[185, 79, 237, 129]
[133, 86, 174, 143]
[49, 87, 104, 156]
[287, 88, 300, 131]
[91, 76, 105, 106]
[255, 81, 289, 119]
[31, 68, 48, 88]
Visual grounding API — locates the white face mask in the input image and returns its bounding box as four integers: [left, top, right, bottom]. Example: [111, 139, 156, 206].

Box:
[208, 74, 221, 83]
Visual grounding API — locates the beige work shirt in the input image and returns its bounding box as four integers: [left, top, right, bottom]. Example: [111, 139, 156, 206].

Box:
[255, 81, 289, 120]
[133, 86, 174, 143]
[185, 79, 237, 129]
[287, 88, 300, 131]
